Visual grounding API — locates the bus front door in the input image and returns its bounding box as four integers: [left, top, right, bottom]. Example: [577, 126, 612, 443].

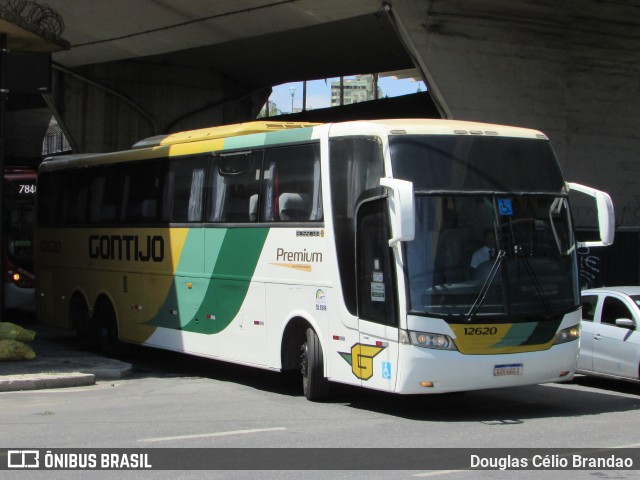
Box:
[356, 199, 399, 392]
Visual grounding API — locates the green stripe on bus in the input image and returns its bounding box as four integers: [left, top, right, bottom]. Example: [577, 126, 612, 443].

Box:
[492, 322, 538, 348]
[223, 128, 315, 150]
[493, 319, 561, 348]
[522, 318, 562, 345]
[148, 228, 269, 334]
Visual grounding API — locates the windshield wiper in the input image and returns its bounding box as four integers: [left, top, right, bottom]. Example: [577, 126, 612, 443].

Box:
[465, 249, 506, 322]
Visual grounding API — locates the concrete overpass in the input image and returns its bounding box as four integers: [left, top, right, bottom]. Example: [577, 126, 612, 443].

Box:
[3, 0, 640, 284]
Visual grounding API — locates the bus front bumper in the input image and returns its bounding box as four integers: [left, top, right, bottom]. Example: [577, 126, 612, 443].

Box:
[395, 341, 578, 394]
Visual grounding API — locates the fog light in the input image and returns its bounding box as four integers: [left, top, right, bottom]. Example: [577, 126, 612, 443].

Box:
[12, 273, 20, 282]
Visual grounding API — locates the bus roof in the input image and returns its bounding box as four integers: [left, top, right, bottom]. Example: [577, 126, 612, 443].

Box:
[40, 119, 550, 172]
[327, 119, 549, 140]
[132, 121, 320, 148]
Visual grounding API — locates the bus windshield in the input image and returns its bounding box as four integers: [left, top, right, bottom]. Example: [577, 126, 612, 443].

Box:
[405, 194, 579, 319]
[389, 135, 579, 320]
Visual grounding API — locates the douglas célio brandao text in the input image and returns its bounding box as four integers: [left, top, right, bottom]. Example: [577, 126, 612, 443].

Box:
[470, 453, 634, 470]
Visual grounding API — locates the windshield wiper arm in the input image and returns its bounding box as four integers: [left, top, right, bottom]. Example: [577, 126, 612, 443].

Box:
[465, 250, 506, 322]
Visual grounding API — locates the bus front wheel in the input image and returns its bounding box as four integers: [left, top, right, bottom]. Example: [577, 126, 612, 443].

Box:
[300, 328, 330, 401]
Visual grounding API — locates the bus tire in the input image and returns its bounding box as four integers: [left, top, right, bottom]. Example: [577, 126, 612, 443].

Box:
[301, 327, 330, 401]
[71, 295, 97, 350]
[94, 299, 124, 357]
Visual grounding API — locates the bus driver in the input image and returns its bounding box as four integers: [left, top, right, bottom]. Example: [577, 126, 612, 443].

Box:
[470, 229, 497, 269]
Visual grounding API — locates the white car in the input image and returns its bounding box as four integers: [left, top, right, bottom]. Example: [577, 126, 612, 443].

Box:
[578, 287, 640, 383]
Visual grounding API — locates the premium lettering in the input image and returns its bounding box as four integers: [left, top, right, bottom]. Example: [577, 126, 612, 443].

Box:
[276, 247, 322, 263]
[89, 235, 164, 262]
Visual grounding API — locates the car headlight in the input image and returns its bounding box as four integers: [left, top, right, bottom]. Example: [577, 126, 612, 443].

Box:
[406, 330, 458, 351]
[553, 325, 580, 345]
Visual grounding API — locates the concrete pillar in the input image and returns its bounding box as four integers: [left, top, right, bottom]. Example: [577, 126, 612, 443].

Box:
[5, 107, 50, 163]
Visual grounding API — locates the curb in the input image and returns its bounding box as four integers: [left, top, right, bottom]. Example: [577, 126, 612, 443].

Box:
[0, 357, 133, 392]
[0, 372, 96, 392]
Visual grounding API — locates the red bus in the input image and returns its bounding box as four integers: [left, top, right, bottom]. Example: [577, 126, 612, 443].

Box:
[3, 167, 37, 311]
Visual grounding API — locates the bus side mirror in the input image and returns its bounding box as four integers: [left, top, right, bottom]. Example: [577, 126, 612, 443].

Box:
[567, 182, 615, 247]
[380, 178, 415, 247]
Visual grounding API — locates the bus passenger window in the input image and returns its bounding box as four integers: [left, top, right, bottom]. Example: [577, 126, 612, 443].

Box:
[122, 162, 164, 223]
[89, 170, 120, 224]
[163, 157, 205, 223]
[37, 172, 62, 225]
[262, 143, 322, 222]
[63, 170, 89, 224]
[208, 151, 261, 223]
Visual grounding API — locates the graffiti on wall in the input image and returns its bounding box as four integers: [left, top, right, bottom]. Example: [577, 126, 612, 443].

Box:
[616, 196, 640, 228]
[573, 195, 640, 230]
[578, 246, 601, 290]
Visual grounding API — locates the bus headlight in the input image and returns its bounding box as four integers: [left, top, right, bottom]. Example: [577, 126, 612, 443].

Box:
[553, 325, 580, 345]
[408, 331, 457, 351]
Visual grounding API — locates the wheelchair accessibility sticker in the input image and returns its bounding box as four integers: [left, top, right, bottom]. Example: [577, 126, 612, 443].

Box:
[498, 198, 513, 216]
[382, 361, 392, 380]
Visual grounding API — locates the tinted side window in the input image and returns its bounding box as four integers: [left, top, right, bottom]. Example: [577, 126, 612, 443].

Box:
[122, 161, 165, 223]
[262, 144, 322, 222]
[37, 171, 65, 225]
[89, 167, 122, 224]
[162, 157, 205, 223]
[601, 297, 633, 326]
[208, 151, 262, 223]
[62, 169, 90, 224]
[581, 295, 598, 322]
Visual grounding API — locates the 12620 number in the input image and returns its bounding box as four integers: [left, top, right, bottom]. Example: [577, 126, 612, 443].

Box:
[463, 327, 498, 336]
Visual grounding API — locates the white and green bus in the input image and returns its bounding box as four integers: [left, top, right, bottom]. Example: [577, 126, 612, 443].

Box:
[35, 119, 614, 400]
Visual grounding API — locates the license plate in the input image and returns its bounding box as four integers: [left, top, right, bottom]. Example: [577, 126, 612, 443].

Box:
[493, 363, 523, 376]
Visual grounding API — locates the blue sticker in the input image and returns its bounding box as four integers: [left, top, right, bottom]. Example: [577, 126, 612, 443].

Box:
[498, 198, 513, 216]
[382, 361, 392, 379]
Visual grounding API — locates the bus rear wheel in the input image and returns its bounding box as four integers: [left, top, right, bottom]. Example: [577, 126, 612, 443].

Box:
[94, 299, 123, 357]
[300, 328, 330, 401]
[71, 295, 97, 350]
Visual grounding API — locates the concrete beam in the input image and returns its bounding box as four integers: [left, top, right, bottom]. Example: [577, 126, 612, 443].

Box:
[47, 60, 270, 153]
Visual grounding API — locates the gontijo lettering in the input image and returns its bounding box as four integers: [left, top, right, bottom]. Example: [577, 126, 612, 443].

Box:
[88, 235, 164, 262]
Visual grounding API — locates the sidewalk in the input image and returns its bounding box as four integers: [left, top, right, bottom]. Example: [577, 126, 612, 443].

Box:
[0, 312, 132, 392]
